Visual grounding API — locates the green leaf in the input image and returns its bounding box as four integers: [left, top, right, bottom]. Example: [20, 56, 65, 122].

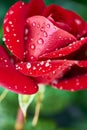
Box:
[18, 94, 35, 117]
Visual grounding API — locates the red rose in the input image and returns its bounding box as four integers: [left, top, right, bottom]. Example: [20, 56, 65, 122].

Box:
[1, 0, 87, 94]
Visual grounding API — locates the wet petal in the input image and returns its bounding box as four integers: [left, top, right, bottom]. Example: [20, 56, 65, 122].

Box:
[26, 16, 76, 60]
[39, 37, 87, 60]
[43, 4, 86, 38]
[33, 60, 75, 83]
[35, 60, 87, 84]
[75, 60, 87, 68]
[51, 74, 87, 91]
[16, 60, 71, 77]
[3, 1, 29, 59]
[66, 9, 87, 38]
[0, 46, 38, 94]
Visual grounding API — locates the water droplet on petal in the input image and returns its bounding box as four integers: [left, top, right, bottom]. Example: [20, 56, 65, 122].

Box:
[40, 61, 44, 65]
[30, 44, 35, 50]
[9, 21, 12, 24]
[30, 56, 36, 60]
[45, 62, 50, 67]
[2, 37, 6, 42]
[6, 26, 10, 32]
[44, 31, 48, 37]
[9, 10, 14, 15]
[26, 63, 31, 69]
[47, 24, 50, 28]
[37, 24, 40, 28]
[13, 33, 16, 36]
[40, 27, 44, 31]
[37, 38, 44, 45]
[17, 39, 20, 43]
[32, 22, 36, 26]
[25, 28, 29, 35]
[33, 66, 36, 70]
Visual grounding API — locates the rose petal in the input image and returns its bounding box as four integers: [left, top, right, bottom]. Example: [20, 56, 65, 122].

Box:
[16, 60, 73, 77]
[35, 60, 87, 84]
[39, 37, 87, 60]
[26, 16, 76, 60]
[75, 60, 87, 68]
[43, 4, 86, 38]
[3, 1, 29, 59]
[74, 42, 87, 60]
[27, 0, 46, 16]
[51, 61, 87, 91]
[0, 46, 38, 94]
[66, 9, 87, 38]
[51, 74, 87, 91]
[33, 60, 75, 83]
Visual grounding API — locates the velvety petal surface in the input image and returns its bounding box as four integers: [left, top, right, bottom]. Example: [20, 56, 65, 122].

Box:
[35, 60, 87, 84]
[66, 9, 87, 38]
[3, 1, 29, 59]
[51, 74, 87, 91]
[16, 60, 75, 77]
[26, 16, 76, 60]
[43, 4, 87, 38]
[51, 60, 87, 91]
[33, 60, 75, 83]
[27, 0, 46, 16]
[39, 37, 87, 60]
[0, 46, 38, 94]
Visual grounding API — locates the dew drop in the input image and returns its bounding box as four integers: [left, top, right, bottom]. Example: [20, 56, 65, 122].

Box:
[44, 31, 48, 37]
[2, 37, 6, 42]
[37, 38, 44, 45]
[40, 61, 44, 65]
[47, 24, 50, 28]
[6, 65, 8, 67]
[9, 10, 14, 15]
[30, 44, 35, 50]
[80, 37, 84, 40]
[26, 63, 31, 69]
[33, 66, 36, 70]
[4, 18, 8, 24]
[32, 22, 36, 26]
[37, 24, 40, 28]
[22, 2, 24, 5]
[19, 6, 22, 9]
[17, 39, 20, 43]
[13, 33, 16, 36]
[45, 62, 50, 67]
[30, 56, 35, 60]
[6, 26, 10, 32]
[53, 71, 56, 74]
[40, 27, 44, 31]
[75, 19, 81, 25]
[25, 28, 29, 35]
[30, 38, 33, 41]
[9, 21, 12, 24]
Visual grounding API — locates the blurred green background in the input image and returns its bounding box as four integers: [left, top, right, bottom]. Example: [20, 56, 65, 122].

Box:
[0, 0, 87, 130]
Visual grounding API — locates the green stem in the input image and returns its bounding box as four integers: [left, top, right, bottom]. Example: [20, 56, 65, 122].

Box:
[32, 94, 42, 126]
[0, 89, 8, 103]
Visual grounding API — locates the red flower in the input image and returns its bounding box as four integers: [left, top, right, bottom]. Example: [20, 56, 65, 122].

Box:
[2, 0, 87, 94]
